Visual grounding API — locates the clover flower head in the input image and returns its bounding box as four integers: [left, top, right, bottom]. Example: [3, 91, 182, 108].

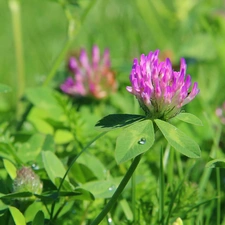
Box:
[216, 102, 225, 124]
[60, 45, 117, 99]
[126, 50, 199, 120]
[13, 167, 43, 200]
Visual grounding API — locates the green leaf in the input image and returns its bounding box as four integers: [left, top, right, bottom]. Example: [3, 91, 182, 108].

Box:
[69, 163, 96, 183]
[0, 192, 33, 200]
[55, 178, 74, 191]
[205, 158, 225, 168]
[95, 114, 145, 131]
[155, 119, 201, 158]
[32, 211, 44, 225]
[25, 87, 63, 120]
[3, 159, 17, 179]
[34, 189, 93, 201]
[42, 134, 55, 152]
[76, 152, 106, 180]
[17, 134, 46, 163]
[42, 151, 69, 186]
[28, 108, 54, 134]
[54, 129, 74, 144]
[24, 202, 45, 222]
[0, 84, 11, 93]
[73, 188, 94, 201]
[9, 206, 26, 225]
[0, 142, 22, 164]
[81, 180, 118, 199]
[174, 113, 203, 126]
[115, 120, 155, 164]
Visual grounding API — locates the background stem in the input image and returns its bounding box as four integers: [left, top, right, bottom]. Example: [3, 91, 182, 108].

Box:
[216, 167, 221, 225]
[43, 39, 72, 86]
[9, 0, 25, 117]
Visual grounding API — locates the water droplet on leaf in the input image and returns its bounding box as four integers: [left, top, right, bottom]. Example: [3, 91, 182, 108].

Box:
[108, 217, 113, 224]
[138, 137, 146, 145]
[31, 163, 39, 170]
[108, 185, 116, 191]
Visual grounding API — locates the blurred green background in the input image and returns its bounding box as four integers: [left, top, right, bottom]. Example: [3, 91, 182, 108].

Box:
[1, 0, 225, 113]
[1, 1, 225, 224]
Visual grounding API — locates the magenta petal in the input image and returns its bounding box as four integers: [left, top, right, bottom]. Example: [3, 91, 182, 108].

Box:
[92, 45, 100, 68]
[103, 48, 110, 67]
[69, 57, 78, 72]
[180, 58, 187, 73]
[80, 49, 90, 71]
[126, 86, 133, 93]
[60, 77, 76, 94]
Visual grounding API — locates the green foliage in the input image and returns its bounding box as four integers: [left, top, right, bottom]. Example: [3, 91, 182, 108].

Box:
[115, 120, 155, 164]
[32, 211, 44, 225]
[206, 158, 225, 168]
[155, 119, 201, 158]
[9, 206, 26, 225]
[174, 113, 203, 126]
[42, 151, 70, 186]
[95, 114, 145, 131]
[1, 0, 225, 224]
[0, 84, 11, 93]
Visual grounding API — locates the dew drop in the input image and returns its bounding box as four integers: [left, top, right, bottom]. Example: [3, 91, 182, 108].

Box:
[108, 185, 116, 191]
[138, 137, 146, 145]
[108, 217, 113, 224]
[31, 163, 39, 170]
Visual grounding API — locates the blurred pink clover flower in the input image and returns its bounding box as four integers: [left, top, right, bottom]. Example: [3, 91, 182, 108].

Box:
[61, 45, 117, 99]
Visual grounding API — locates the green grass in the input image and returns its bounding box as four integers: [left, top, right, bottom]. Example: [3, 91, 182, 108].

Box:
[1, 0, 225, 224]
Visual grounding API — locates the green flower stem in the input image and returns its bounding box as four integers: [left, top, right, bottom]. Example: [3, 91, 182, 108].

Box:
[90, 154, 143, 225]
[131, 163, 136, 222]
[159, 147, 164, 225]
[8, 0, 25, 117]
